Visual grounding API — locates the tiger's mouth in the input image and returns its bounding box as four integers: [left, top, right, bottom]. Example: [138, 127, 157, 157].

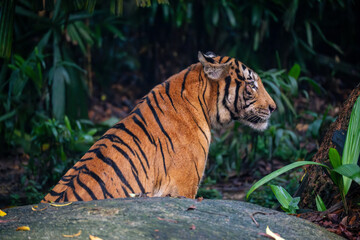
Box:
[246, 115, 267, 124]
[240, 113, 270, 131]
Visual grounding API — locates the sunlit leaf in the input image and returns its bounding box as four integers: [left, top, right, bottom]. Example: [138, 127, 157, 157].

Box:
[63, 230, 82, 238]
[266, 226, 285, 240]
[50, 202, 73, 207]
[0, 209, 7, 217]
[89, 235, 103, 240]
[16, 226, 30, 231]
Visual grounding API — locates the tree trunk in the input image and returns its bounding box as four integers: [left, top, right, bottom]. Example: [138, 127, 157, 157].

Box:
[299, 83, 360, 209]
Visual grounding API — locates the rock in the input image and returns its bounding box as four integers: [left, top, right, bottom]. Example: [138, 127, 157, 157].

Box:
[0, 198, 343, 240]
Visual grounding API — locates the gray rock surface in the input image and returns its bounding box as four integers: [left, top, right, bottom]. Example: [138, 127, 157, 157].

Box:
[0, 198, 343, 239]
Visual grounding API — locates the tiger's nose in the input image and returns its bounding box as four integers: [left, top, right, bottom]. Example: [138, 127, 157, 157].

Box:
[269, 104, 276, 113]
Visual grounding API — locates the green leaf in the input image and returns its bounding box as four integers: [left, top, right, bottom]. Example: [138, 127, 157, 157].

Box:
[270, 185, 292, 209]
[305, 21, 313, 48]
[288, 64, 301, 80]
[333, 164, 360, 185]
[0, 110, 16, 122]
[225, 6, 236, 27]
[64, 116, 72, 131]
[328, 148, 341, 169]
[342, 96, 360, 194]
[315, 194, 327, 212]
[246, 161, 330, 199]
[52, 67, 66, 120]
[0, 0, 16, 58]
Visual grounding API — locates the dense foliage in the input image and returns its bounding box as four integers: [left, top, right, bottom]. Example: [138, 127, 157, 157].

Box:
[0, 0, 359, 206]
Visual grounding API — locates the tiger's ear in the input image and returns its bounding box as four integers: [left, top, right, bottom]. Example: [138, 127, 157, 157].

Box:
[198, 51, 231, 81]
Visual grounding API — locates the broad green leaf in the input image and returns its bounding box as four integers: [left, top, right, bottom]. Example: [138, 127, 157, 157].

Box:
[270, 185, 292, 209]
[333, 164, 360, 185]
[315, 194, 327, 212]
[288, 64, 301, 80]
[246, 161, 330, 199]
[64, 116, 72, 131]
[329, 148, 341, 169]
[342, 96, 360, 194]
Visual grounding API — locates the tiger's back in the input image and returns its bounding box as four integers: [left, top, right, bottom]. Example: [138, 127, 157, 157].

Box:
[43, 52, 276, 202]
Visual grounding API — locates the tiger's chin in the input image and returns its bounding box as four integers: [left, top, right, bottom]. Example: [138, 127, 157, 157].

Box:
[240, 118, 269, 131]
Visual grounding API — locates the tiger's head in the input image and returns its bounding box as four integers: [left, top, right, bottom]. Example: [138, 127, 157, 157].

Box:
[198, 51, 276, 131]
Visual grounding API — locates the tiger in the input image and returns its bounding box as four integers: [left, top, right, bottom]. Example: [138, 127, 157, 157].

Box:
[42, 51, 276, 203]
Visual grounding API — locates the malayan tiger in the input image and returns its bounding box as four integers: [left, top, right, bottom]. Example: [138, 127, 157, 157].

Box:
[42, 51, 276, 203]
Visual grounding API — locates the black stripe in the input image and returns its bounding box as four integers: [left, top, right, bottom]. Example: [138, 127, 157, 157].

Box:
[222, 76, 231, 107]
[158, 139, 167, 176]
[63, 177, 83, 201]
[234, 81, 241, 113]
[151, 91, 164, 114]
[201, 73, 209, 111]
[134, 138, 150, 168]
[100, 134, 135, 156]
[78, 157, 92, 162]
[189, 113, 209, 145]
[204, 56, 215, 63]
[77, 174, 97, 200]
[84, 169, 113, 199]
[96, 144, 108, 148]
[199, 141, 207, 157]
[63, 191, 68, 202]
[219, 56, 225, 63]
[181, 67, 191, 98]
[242, 64, 246, 70]
[224, 57, 232, 63]
[134, 150, 148, 178]
[165, 81, 177, 112]
[198, 95, 210, 126]
[113, 122, 140, 143]
[133, 108, 148, 126]
[236, 69, 245, 81]
[146, 97, 174, 151]
[158, 92, 165, 101]
[184, 95, 197, 109]
[112, 144, 139, 176]
[88, 148, 134, 193]
[131, 168, 145, 193]
[247, 69, 253, 80]
[49, 190, 63, 196]
[71, 185, 83, 201]
[122, 186, 130, 197]
[192, 158, 200, 183]
[132, 115, 155, 146]
[216, 82, 221, 124]
[244, 100, 257, 109]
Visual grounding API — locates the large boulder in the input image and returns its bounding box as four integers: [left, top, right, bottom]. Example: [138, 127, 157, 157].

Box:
[0, 198, 342, 239]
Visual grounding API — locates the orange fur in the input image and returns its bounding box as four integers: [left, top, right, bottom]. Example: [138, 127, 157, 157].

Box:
[42, 52, 276, 202]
